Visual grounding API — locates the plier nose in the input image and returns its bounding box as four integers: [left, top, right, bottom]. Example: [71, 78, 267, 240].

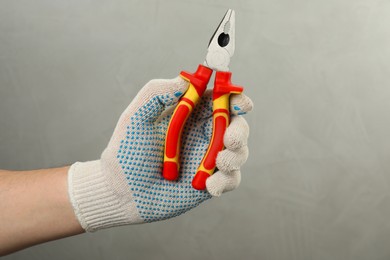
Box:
[163, 9, 243, 190]
[205, 9, 235, 72]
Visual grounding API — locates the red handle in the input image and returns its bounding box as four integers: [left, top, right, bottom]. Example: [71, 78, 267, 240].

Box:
[192, 71, 243, 190]
[163, 65, 213, 180]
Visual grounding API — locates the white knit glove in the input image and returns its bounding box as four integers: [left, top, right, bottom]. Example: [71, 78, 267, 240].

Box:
[68, 77, 253, 231]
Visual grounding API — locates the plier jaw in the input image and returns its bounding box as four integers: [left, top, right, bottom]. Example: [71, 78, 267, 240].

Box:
[204, 9, 235, 72]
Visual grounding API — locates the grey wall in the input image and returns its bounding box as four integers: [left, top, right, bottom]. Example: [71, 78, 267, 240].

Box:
[1, 0, 390, 259]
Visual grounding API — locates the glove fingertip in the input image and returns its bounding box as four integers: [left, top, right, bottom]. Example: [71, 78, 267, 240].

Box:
[224, 116, 250, 150]
[206, 170, 242, 196]
[206, 175, 224, 197]
[230, 94, 254, 115]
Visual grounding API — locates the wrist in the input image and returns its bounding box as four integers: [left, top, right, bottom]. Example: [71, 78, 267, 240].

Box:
[68, 160, 142, 232]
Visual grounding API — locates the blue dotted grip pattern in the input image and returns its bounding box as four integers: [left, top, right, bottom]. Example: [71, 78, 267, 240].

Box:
[117, 92, 213, 222]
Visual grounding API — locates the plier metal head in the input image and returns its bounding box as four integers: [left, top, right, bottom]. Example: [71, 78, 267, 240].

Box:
[204, 9, 235, 72]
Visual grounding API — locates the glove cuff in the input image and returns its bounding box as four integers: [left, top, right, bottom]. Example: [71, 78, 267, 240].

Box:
[68, 160, 135, 232]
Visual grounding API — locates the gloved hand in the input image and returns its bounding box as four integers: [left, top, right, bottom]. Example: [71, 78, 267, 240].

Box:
[68, 76, 253, 232]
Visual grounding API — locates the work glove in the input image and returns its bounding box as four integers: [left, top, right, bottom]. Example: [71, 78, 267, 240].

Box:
[68, 76, 253, 232]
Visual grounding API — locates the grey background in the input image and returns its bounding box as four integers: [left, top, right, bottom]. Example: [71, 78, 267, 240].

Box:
[1, 0, 390, 259]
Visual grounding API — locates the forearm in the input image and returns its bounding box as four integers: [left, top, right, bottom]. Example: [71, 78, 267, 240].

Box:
[0, 166, 84, 256]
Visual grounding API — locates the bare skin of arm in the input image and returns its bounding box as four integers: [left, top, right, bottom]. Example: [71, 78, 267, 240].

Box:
[0, 167, 85, 256]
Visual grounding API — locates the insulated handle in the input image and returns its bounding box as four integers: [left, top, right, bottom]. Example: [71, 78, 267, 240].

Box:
[163, 65, 212, 180]
[192, 71, 243, 190]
